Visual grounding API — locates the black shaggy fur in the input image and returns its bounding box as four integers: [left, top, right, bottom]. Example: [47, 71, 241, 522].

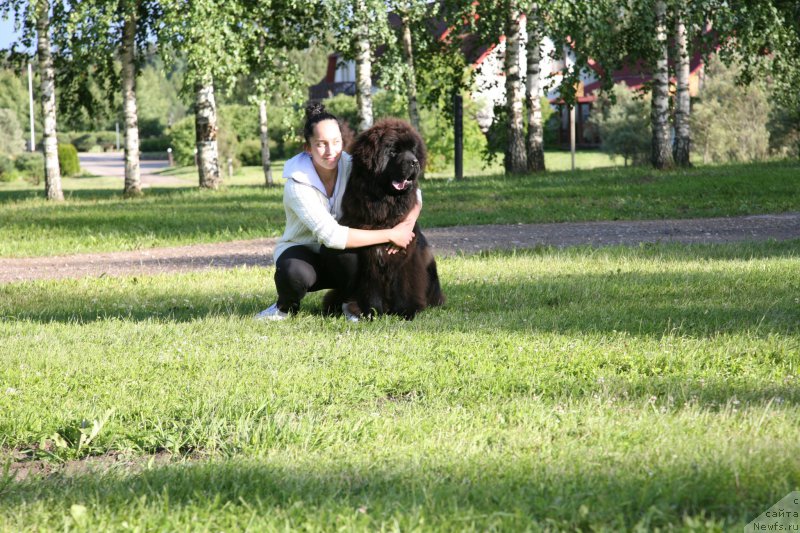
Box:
[324, 118, 445, 320]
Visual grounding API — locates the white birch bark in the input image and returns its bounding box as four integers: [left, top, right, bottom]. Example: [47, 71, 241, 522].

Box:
[354, 0, 373, 132]
[673, 5, 691, 166]
[400, 17, 420, 132]
[35, 0, 63, 201]
[195, 80, 221, 189]
[121, 8, 142, 196]
[525, 3, 545, 172]
[651, 0, 674, 169]
[504, 0, 527, 174]
[259, 99, 273, 186]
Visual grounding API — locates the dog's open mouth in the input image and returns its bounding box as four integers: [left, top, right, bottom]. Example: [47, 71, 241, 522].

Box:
[391, 179, 414, 191]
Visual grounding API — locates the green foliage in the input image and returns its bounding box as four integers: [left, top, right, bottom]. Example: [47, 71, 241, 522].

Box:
[0, 107, 25, 156]
[0, 68, 41, 142]
[167, 116, 196, 166]
[218, 104, 259, 143]
[139, 135, 171, 153]
[484, 97, 555, 167]
[164, 108, 249, 169]
[57, 143, 80, 177]
[590, 85, 651, 167]
[59, 131, 118, 152]
[216, 109, 240, 169]
[691, 57, 770, 164]
[0, 154, 15, 182]
[14, 151, 44, 184]
[238, 139, 263, 166]
[136, 59, 188, 134]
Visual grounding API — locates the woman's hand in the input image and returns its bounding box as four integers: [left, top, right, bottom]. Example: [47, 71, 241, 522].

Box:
[387, 219, 415, 249]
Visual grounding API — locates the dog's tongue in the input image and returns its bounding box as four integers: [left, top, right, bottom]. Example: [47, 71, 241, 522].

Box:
[392, 179, 412, 191]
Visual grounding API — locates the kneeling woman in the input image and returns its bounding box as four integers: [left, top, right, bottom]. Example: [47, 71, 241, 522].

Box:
[256, 103, 420, 321]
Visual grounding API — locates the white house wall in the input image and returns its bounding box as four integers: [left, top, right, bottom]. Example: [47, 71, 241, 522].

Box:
[472, 18, 598, 132]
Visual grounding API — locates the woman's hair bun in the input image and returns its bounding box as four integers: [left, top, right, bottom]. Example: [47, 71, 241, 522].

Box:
[305, 102, 326, 119]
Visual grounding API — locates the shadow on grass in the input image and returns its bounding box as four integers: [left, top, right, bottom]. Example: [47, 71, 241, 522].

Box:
[2, 454, 786, 529]
[3, 244, 798, 337]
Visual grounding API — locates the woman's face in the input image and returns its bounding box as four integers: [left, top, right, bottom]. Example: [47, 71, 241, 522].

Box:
[306, 119, 343, 173]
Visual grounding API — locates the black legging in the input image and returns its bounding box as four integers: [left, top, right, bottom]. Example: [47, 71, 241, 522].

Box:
[274, 245, 359, 313]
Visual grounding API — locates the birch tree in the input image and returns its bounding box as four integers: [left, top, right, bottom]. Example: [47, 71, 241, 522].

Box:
[241, 1, 320, 186]
[35, 0, 63, 199]
[1, 0, 63, 199]
[331, 0, 392, 133]
[118, 1, 142, 195]
[52, 0, 160, 196]
[385, 1, 436, 133]
[672, 1, 691, 166]
[650, 0, 673, 169]
[504, 0, 526, 174]
[525, 2, 545, 172]
[159, 0, 245, 189]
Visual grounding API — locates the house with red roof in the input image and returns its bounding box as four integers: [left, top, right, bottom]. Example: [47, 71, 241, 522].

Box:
[309, 12, 705, 148]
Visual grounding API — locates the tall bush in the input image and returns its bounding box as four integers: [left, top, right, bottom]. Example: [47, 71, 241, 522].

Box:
[0, 154, 15, 182]
[691, 57, 770, 164]
[57, 143, 81, 177]
[0, 108, 25, 156]
[590, 85, 651, 167]
[167, 116, 196, 166]
[14, 152, 45, 184]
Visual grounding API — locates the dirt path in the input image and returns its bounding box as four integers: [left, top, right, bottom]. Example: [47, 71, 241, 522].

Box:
[1, 213, 798, 284]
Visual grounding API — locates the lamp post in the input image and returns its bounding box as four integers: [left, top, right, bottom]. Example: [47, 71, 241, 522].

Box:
[27, 63, 35, 151]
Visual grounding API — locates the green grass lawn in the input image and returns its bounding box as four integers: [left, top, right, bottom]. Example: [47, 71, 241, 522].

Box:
[0, 158, 798, 258]
[1, 241, 799, 530]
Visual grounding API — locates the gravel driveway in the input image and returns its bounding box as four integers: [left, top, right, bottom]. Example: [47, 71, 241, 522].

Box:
[1, 213, 798, 284]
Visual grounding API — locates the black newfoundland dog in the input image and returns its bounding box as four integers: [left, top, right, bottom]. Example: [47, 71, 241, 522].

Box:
[324, 118, 445, 320]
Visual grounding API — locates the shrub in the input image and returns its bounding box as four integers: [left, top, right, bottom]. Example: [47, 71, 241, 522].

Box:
[139, 135, 171, 152]
[58, 143, 80, 177]
[238, 138, 263, 166]
[691, 56, 770, 164]
[139, 117, 166, 138]
[167, 117, 196, 166]
[0, 153, 15, 181]
[480, 96, 554, 169]
[95, 131, 117, 151]
[0, 108, 25, 156]
[590, 84, 651, 167]
[218, 104, 260, 142]
[14, 151, 44, 183]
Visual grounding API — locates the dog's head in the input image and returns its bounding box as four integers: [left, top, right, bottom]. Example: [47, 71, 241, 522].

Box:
[350, 118, 426, 197]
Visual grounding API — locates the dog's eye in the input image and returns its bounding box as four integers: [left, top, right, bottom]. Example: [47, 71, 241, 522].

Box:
[387, 151, 396, 158]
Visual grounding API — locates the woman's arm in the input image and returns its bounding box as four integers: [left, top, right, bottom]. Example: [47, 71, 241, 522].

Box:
[346, 223, 415, 249]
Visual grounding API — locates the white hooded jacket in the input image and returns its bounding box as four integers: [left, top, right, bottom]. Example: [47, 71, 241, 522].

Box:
[273, 151, 352, 262]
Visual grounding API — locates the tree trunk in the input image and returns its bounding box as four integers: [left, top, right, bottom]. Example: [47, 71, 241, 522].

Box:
[35, 0, 63, 201]
[504, 0, 526, 174]
[672, 5, 691, 167]
[195, 79, 221, 189]
[651, 0, 674, 170]
[259, 99, 273, 186]
[355, 0, 373, 132]
[400, 16, 420, 132]
[120, 7, 142, 196]
[525, 3, 545, 172]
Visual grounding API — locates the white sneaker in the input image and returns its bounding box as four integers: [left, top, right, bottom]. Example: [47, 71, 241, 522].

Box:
[342, 302, 360, 323]
[255, 303, 288, 321]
